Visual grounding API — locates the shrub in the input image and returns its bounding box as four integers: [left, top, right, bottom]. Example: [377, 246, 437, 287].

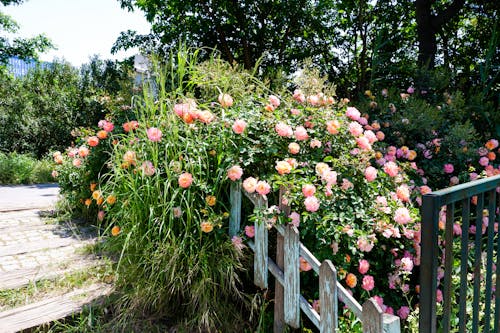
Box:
[0, 152, 53, 184]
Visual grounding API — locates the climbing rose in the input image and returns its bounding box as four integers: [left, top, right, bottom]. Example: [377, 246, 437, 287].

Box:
[299, 257, 312, 271]
[358, 259, 370, 274]
[87, 136, 99, 147]
[294, 126, 309, 141]
[349, 122, 363, 136]
[345, 273, 357, 288]
[443, 164, 454, 174]
[289, 212, 300, 227]
[304, 196, 320, 212]
[288, 142, 300, 155]
[394, 207, 412, 224]
[78, 146, 89, 158]
[383, 161, 399, 177]
[275, 122, 293, 137]
[275, 160, 292, 175]
[396, 184, 410, 202]
[255, 181, 271, 196]
[232, 119, 247, 134]
[364, 166, 377, 182]
[310, 139, 322, 148]
[346, 107, 361, 121]
[218, 93, 233, 107]
[397, 306, 411, 320]
[227, 165, 243, 181]
[326, 120, 340, 134]
[362, 275, 375, 291]
[243, 177, 257, 193]
[269, 95, 280, 107]
[245, 225, 255, 238]
[302, 184, 316, 197]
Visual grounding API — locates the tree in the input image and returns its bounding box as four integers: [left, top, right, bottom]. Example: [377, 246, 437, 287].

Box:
[0, 0, 52, 64]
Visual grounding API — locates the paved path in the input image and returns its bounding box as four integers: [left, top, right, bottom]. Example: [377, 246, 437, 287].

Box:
[0, 184, 59, 212]
[0, 184, 110, 332]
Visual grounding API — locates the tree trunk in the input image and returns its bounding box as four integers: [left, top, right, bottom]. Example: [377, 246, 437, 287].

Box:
[415, 0, 437, 69]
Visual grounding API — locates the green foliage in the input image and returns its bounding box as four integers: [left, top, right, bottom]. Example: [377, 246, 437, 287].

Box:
[0, 152, 53, 184]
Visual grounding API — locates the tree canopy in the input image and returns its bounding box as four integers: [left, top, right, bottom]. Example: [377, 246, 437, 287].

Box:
[0, 0, 52, 65]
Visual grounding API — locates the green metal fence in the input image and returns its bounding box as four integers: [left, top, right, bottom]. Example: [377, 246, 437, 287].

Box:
[419, 174, 500, 333]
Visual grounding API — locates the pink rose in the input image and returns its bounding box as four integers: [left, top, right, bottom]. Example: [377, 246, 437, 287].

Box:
[304, 196, 320, 212]
[289, 212, 300, 227]
[269, 95, 280, 107]
[232, 119, 247, 134]
[294, 126, 309, 141]
[349, 122, 363, 136]
[147, 127, 162, 142]
[310, 139, 322, 148]
[346, 107, 361, 121]
[383, 161, 399, 177]
[275, 160, 293, 175]
[275, 122, 293, 137]
[443, 163, 454, 174]
[299, 257, 312, 271]
[397, 306, 411, 320]
[218, 93, 233, 107]
[245, 225, 255, 238]
[394, 207, 412, 224]
[356, 136, 371, 150]
[302, 184, 316, 197]
[255, 180, 271, 196]
[227, 165, 243, 181]
[141, 161, 156, 176]
[364, 166, 377, 182]
[362, 275, 375, 291]
[326, 120, 340, 134]
[357, 237, 374, 252]
[358, 259, 370, 274]
[396, 184, 410, 202]
[479, 156, 489, 167]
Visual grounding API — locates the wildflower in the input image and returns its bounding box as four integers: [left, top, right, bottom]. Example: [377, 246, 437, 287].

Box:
[106, 195, 116, 205]
[231, 236, 246, 251]
[288, 142, 300, 155]
[255, 181, 271, 196]
[88, 136, 99, 147]
[227, 165, 243, 181]
[178, 172, 193, 188]
[92, 190, 102, 201]
[147, 127, 162, 142]
[111, 225, 121, 236]
[364, 166, 377, 182]
[302, 184, 316, 197]
[243, 177, 258, 193]
[294, 126, 309, 141]
[200, 221, 214, 233]
[304, 196, 320, 212]
[173, 206, 182, 218]
[443, 164, 454, 174]
[141, 161, 156, 176]
[218, 93, 233, 107]
[245, 225, 255, 238]
[394, 207, 412, 224]
[346, 107, 361, 121]
[299, 257, 312, 271]
[275, 160, 292, 175]
[383, 161, 399, 177]
[102, 121, 114, 132]
[97, 210, 105, 221]
[232, 119, 247, 134]
[123, 150, 136, 165]
[206, 195, 216, 206]
[407, 86, 415, 94]
[345, 273, 357, 288]
[362, 275, 375, 291]
[326, 120, 340, 134]
[122, 120, 139, 132]
[97, 130, 108, 139]
[84, 198, 92, 207]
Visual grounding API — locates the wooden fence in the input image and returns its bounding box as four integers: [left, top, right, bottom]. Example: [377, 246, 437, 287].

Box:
[229, 182, 401, 333]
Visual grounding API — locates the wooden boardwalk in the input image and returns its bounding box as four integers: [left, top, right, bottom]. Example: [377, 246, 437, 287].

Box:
[0, 203, 112, 332]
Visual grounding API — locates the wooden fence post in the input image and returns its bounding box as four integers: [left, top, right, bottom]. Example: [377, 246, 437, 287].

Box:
[253, 195, 268, 289]
[229, 181, 242, 238]
[362, 298, 400, 333]
[284, 225, 300, 328]
[320, 260, 338, 332]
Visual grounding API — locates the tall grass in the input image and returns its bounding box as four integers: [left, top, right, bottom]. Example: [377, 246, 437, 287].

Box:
[0, 152, 53, 184]
[100, 49, 261, 331]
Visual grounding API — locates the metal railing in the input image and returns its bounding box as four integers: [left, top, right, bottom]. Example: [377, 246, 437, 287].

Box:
[229, 182, 400, 333]
[419, 174, 500, 333]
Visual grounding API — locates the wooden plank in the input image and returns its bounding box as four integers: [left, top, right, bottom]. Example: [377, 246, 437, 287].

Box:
[320, 260, 338, 332]
[0, 283, 113, 333]
[300, 295, 320, 328]
[284, 225, 300, 328]
[383, 314, 401, 333]
[275, 225, 321, 274]
[0, 256, 100, 290]
[274, 232, 285, 333]
[253, 195, 268, 289]
[362, 298, 383, 333]
[0, 237, 83, 257]
[229, 181, 242, 237]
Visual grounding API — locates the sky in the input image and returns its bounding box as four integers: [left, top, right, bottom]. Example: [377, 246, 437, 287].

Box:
[2, 0, 151, 66]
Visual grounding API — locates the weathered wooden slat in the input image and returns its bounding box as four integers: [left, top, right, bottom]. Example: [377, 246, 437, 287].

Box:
[284, 225, 300, 328]
[320, 260, 338, 332]
[0, 283, 113, 333]
[229, 181, 242, 237]
[383, 314, 401, 333]
[363, 298, 400, 333]
[337, 282, 362, 318]
[275, 225, 321, 274]
[0, 255, 99, 290]
[253, 194, 268, 289]
[300, 295, 320, 328]
[0, 237, 84, 257]
[274, 232, 285, 333]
